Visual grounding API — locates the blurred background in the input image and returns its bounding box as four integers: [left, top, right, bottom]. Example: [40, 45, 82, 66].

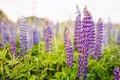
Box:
[0, 0, 120, 46]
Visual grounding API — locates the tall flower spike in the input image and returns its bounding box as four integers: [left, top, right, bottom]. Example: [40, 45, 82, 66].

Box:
[64, 27, 73, 67]
[27, 26, 33, 48]
[1, 18, 9, 44]
[19, 17, 27, 56]
[113, 68, 120, 80]
[9, 26, 16, 57]
[43, 21, 53, 52]
[87, 12, 95, 56]
[117, 30, 120, 45]
[94, 18, 103, 60]
[77, 6, 91, 79]
[33, 29, 40, 44]
[74, 5, 82, 51]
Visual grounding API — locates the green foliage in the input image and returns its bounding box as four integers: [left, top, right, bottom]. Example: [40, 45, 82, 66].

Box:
[0, 38, 120, 80]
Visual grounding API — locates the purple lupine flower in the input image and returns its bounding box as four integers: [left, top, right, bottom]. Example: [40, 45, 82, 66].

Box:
[113, 68, 120, 80]
[117, 30, 120, 45]
[87, 12, 95, 55]
[19, 17, 27, 56]
[94, 18, 103, 60]
[74, 5, 82, 50]
[9, 26, 16, 57]
[27, 26, 33, 48]
[1, 18, 9, 44]
[77, 6, 92, 79]
[33, 29, 40, 44]
[64, 27, 73, 67]
[43, 21, 53, 52]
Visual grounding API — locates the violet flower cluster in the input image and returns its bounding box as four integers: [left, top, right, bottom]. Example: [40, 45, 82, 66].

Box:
[9, 26, 16, 57]
[113, 68, 120, 80]
[27, 26, 33, 48]
[76, 6, 95, 80]
[33, 29, 40, 44]
[64, 27, 73, 67]
[43, 21, 53, 52]
[117, 30, 120, 45]
[19, 17, 27, 56]
[1, 18, 9, 44]
[94, 18, 103, 60]
[74, 5, 82, 51]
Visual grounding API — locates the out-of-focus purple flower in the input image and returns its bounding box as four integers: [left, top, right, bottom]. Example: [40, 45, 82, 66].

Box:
[1, 18, 9, 44]
[113, 68, 120, 80]
[27, 25, 33, 48]
[64, 27, 73, 67]
[27, 26, 33, 48]
[33, 29, 40, 44]
[43, 21, 53, 52]
[94, 18, 103, 60]
[9, 24, 16, 57]
[117, 30, 120, 45]
[19, 17, 27, 56]
[74, 5, 82, 51]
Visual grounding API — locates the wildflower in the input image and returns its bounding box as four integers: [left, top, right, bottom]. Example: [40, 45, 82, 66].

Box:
[74, 5, 82, 50]
[9, 26, 16, 57]
[33, 29, 40, 44]
[27, 26, 33, 48]
[94, 18, 103, 60]
[19, 17, 27, 56]
[1, 18, 9, 44]
[77, 6, 93, 79]
[113, 68, 120, 80]
[117, 30, 120, 45]
[64, 27, 73, 67]
[43, 21, 53, 51]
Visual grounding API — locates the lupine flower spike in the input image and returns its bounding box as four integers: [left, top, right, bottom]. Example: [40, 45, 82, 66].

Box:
[19, 17, 27, 56]
[27, 26, 33, 48]
[33, 29, 40, 44]
[43, 21, 53, 52]
[9, 25, 16, 57]
[94, 18, 103, 60]
[117, 30, 120, 45]
[113, 68, 120, 80]
[1, 18, 9, 44]
[74, 5, 82, 51]
[64, 27, 73, 67]
[77, 6, 91, 80]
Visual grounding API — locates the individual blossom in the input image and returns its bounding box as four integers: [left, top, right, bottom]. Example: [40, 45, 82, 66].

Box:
[19, 17, 27, 56]
[117, 30, 120, 45]
[74, 5, 82, 51]
[64, 27, 73, 67]
[94, 18, 103, 60]
[113, 68, 120, 80]
[43, 21, 53, 52]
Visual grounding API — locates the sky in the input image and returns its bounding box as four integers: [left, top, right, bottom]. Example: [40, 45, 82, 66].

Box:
[0, 0, 120, 23]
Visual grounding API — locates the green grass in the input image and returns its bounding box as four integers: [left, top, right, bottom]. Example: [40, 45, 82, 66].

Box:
[0, 38, 120, 80]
